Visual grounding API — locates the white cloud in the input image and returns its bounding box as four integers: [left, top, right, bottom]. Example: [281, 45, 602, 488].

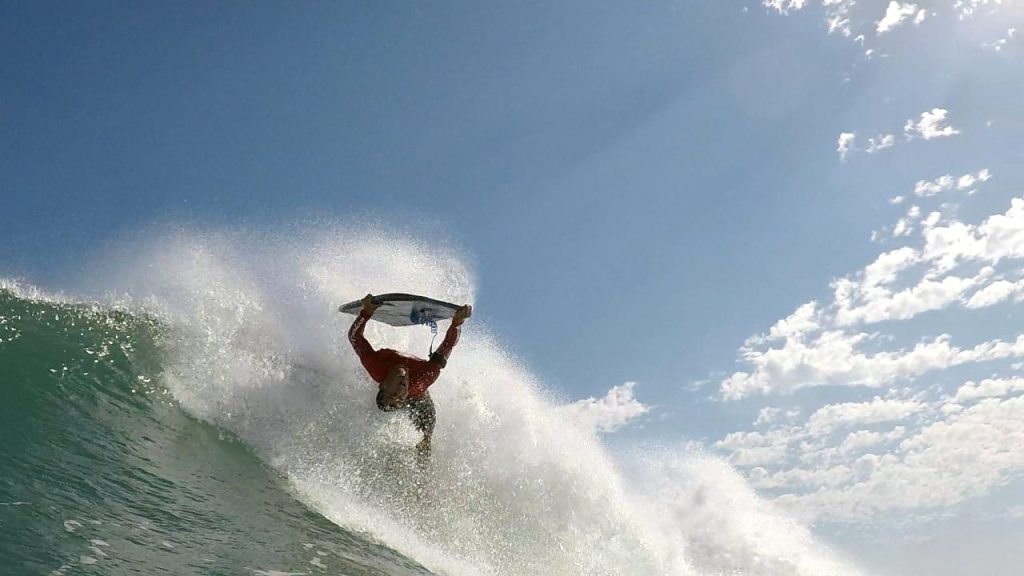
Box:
[766, 301, 822, 342]
[964, 279, 1023, 308]
[865, 134, 896, 153]
[806, 397, 924, 435]
[715, 103, 1024, 532]
[562, 382, 650, 433]
[754, 406, 782, 426]
[957, 168, 992, 191]
[762, 0, 856, 38]
[838, 430, 885, 454]
[862, 246, 921, 288]
[722, 331, 1024, 399]
[715, 427, 798, 466]
[823, 0, 856, 36]
[904, 108, 960, 140]
[763, 0, 808, 13]
[877, 2, 919, 35]
[914, 175, 955, 197]
[914, 169, 991, 197]
[838, 427, 906, 455]
[751, 464, 854, 490]
[827, 13, 853, 37]
[953, 377, 1024, 402]
[722, 198, 1024, 399]
[723, 389, 1024, 524]
[837, 132, 856, 161]
[835, 272, 982, 326]
[923, 198, 1024, 271]
[891, 218, 913, 237]
[776, 396, 1024, 522]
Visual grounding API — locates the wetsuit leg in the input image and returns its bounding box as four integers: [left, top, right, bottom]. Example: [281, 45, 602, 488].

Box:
[406, 393, 436, 437]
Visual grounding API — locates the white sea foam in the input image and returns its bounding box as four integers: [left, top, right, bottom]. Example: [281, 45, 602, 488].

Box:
[78, 223, 863, 576]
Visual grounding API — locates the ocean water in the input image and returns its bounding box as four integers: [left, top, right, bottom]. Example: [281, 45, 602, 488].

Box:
[0, 226, 864, 576]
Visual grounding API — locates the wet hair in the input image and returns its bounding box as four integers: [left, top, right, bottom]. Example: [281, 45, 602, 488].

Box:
[429, 351, 447, 368]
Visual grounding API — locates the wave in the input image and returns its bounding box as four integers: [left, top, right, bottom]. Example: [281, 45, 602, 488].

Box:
[0, 224, 864, 575]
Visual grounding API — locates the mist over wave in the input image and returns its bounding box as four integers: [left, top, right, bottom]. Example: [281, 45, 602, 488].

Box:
[21, 223, 863, 576]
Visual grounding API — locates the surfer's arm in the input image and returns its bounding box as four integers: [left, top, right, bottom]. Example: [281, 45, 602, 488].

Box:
[434, 305, 471, 361]
[348, 309, 376, 359]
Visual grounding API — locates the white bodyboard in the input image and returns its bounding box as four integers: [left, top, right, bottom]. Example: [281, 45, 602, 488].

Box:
[338, 293, 461, 327]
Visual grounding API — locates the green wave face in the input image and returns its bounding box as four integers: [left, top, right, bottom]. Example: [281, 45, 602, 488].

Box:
[0, 290, 431, 576]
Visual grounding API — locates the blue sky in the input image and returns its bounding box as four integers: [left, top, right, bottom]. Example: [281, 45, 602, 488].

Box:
[4, 1, 1024, 574]
[1, 1, 861, 399]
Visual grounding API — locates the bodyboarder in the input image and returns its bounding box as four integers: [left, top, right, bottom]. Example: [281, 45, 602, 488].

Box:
[348, 293, 471, 456]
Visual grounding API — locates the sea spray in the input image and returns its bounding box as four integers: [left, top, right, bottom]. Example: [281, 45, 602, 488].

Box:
[3, 222, 865, 576]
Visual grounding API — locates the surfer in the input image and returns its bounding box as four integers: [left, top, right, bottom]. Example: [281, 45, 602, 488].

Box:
[348, 294, 471, 456]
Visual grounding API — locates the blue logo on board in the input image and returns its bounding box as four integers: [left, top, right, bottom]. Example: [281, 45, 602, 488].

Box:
[410, 307, 439, 334]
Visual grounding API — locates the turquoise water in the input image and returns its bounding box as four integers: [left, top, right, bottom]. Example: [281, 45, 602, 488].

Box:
[0, 290, 432, 575]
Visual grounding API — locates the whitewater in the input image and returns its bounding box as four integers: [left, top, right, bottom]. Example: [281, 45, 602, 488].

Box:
[0, 224, 864, 576]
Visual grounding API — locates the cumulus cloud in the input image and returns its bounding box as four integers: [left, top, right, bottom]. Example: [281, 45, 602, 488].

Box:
[952, 377, 1024, 403]
[830, 246, 983, 326]
[750, 464, 854, 490]
[891, 217, 913, 237]
[761, 0, 806, 12]
[763, 0, 856, 37]
[718, 383, 1024, 524]
[723, 328, 1024, 399]
[865, 134, 896, 153]
[562, 382, 650, 433]
[774, 396, 1024, 522]
[763, 0, 808, 12]
[914, 169, 991, 197]
[806, 397, 923, 435]
[835, 272, 983, 326]
[713, 186, 1024, 529]
[838, 427, 906, 455]
[715, 427, 798, 466]
[722, 261, 1024, 395]
[765, 301, 822, 342]
[904, 108, 960, 140]
[837, 132, 856, 161]
[754, 407, 783, 426]
[922, 198, 1024, 271]
[835, 111, 964, 161]
[876, 2, 919, 35]
[721, 197, 1024, 399]
[964, 279, 1023, 308]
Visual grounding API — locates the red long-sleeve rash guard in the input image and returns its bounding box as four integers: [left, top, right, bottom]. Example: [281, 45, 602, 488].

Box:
[348, 308, 462, 398]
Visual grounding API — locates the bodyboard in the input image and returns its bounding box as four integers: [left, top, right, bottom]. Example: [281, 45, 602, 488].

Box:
[338, 293, 461, 327]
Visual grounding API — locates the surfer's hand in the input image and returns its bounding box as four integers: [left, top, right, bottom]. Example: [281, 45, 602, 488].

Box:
[453, 304, 472, 324]
[361, 294, 379, 314]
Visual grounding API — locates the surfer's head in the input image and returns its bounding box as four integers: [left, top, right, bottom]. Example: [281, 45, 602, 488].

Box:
[376, 365, 409, 411]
